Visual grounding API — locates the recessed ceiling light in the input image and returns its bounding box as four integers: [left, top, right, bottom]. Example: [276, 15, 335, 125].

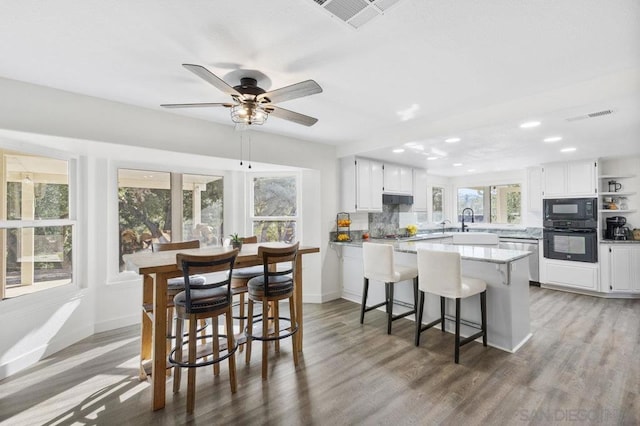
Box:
[467, 169, 476, 172]
[453, 163, 462, 167]
[445, 137, 461, 143]
[393, 148, 405, 153]
[404, 142, 425, 150]
[427, 156, 438, 160]
[397, 104, 420, 121]
[560, 147, 577, 153]
[543, 136, 562, 143]
[520, 121, 541, 129]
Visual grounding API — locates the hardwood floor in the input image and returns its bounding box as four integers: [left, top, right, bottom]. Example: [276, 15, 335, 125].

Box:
[1, 286, 638, 425]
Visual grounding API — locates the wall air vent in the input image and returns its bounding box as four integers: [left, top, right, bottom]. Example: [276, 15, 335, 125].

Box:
[566, 109, 614, 122]
[311, 0, 405, 29]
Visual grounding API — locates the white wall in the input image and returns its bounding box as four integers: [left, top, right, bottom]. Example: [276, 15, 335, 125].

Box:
[0, 76, 340, 379]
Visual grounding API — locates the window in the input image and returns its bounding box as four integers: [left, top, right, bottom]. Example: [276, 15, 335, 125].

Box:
[431, 186, 445, 222]
[250, 174, 298, 242]
[457, 184, 521, 224]
[1, 151, 74, 300]
[118, 169, 223, 271]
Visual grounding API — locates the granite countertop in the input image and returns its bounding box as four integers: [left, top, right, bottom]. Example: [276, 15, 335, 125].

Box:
[600, 239, 640, 244]
[331, 240, 532, 264]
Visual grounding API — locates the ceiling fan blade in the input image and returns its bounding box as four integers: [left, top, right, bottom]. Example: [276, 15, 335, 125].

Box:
[182, 64, 241, 97]
[268, 105, 318, 127]
[257, 80, 322, 104]
[161, 102, 234, 109]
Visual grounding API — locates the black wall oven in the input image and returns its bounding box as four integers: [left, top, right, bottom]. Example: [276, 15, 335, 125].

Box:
[543, 197, 598, 263]
[543, 228, 598, 263]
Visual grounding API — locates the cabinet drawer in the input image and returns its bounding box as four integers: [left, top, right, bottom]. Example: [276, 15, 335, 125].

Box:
[543, 260, 598, 290]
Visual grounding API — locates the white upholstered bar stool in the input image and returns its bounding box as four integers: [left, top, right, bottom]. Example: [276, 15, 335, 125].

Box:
[361, 242, 419, 335]
[415, 249, 487, 363]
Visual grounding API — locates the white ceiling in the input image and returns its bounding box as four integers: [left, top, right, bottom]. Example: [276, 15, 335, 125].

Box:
[1, 0, 639, 176]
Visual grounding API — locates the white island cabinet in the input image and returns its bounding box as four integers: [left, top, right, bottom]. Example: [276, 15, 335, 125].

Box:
[334, 241, 532, 353]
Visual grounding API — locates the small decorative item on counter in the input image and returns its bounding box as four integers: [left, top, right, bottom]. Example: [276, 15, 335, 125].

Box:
[336, 212, 351, 242]
[406, 224, 418, 236]
[633, 229, 640, 241]
[229, 233, 243, 250]
[362, 232, 369, 240]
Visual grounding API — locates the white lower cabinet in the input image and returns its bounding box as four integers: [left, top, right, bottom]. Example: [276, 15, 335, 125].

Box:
[600, 244, 640, 293]
[541, 258, 599, 291]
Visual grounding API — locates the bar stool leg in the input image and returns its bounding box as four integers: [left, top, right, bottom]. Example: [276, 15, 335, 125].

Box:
[225, 309, 238, 393]
[360, 278, 369, 324]
[274, 302, 280, 353]
[481, 291, 487, 346]
[413, 277, 419, 321]
[262, 299, 269, 380]
[238, 293, 245, 352]
[440, 296, 446, 332]
[212, 316, 220, 376]
[289, 295, 299, 367]
[415, 290, 425, 346]
[387, 282, 394, 335]
[187, 317, 197, 413]
[245, 300, 254, 365]
[454, 298, 461, 364]
[173, 318, 184, 393]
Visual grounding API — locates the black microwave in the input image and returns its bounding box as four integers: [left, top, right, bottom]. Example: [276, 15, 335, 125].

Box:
[543, 198, 597, 229]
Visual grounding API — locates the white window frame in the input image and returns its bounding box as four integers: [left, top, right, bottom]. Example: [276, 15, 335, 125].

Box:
[248, 171, 301, 242]
[111, 161, 227, 280]
[0, 143, 80, 301]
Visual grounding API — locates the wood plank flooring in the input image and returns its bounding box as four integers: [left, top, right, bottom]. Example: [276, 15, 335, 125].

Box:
[1, 286, 639, 425]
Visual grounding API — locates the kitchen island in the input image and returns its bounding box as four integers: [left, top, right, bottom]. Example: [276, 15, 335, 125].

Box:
[332, 240, 533, 352]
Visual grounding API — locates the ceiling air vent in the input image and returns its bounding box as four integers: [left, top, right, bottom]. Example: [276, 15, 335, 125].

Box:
[566, 109, 614, 122]
[311, 0, 405, 29]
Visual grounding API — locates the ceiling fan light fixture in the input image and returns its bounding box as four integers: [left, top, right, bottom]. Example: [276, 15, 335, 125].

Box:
[230, 103, 268, 125]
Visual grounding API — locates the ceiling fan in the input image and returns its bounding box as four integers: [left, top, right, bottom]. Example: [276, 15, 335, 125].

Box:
[161, 64, 322, 126]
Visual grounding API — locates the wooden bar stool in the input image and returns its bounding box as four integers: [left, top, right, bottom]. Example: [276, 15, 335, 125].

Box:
[244, 243, 299, 380]
[170, 250, 239, 413]
[230, 236, 263, 349]
[152, 241, 207, 345]
[361, 242, 418, 334]
[415, 249, 487, 364]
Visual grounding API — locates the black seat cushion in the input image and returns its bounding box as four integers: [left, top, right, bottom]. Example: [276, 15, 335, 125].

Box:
[167, 274, 206, 291]
[247, 275, 294, 298]
[173, 286, 229, 310]
[231, 265, 264, 279]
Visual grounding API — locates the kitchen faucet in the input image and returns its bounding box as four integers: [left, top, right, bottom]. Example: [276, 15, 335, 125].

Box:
[439, 219, 451, 234]
[461, 208, 474, 232]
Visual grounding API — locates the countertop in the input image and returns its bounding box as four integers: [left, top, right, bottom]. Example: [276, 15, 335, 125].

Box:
[331, 240, 532, 264]
[600, 239, 640, 244]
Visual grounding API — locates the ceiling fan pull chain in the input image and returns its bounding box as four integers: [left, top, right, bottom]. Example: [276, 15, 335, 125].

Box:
[240, 128, 244, 166]
[247, 129, 252, 169]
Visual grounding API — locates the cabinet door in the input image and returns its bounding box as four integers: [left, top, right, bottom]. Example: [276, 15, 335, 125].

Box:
[357, 158, 373, 210]
[567, 161, 596, 196]
[370, 160, 383, 210]
[610, 246, 640, 292]
[383, 163, 401, 193]
[357, 158, 383, 211]
[400, 166, 413, 194]
[413, 168, 428, 211]
[542, 163, 566, 197]
[341, 157, 357, 212]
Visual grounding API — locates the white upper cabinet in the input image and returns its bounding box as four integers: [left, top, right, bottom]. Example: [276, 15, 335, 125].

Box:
[542, 160, 597, 198]
[383, 163, 413, 194]
[413, 168, 428, 211]
[341, 157, 383, 212]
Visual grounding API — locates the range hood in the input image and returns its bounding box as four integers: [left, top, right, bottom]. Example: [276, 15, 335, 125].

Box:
[382, 194, 414, 205]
